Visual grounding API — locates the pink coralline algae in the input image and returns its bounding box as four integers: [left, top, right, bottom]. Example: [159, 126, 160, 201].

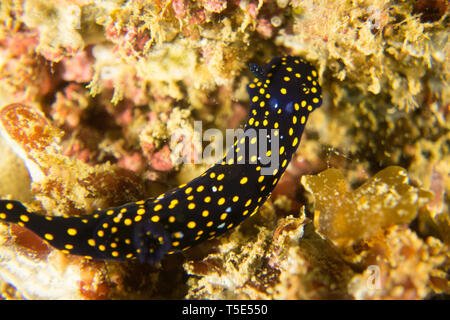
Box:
[202, 0, 228, 13]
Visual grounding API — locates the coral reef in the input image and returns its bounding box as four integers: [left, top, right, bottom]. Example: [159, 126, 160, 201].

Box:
[0, 0, 448, 299]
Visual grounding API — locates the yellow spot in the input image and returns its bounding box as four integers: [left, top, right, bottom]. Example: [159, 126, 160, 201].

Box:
[204, 196, 211, 203]
[210, 172, 216, 179]
[97, 230, 104, 237]
[120, 208, 127, 214]
[273, 168, 279, 175]
[197, 185, 205, 192]
[187, 195, 194, 201]
[312, 70, 317, 77]
[240, 177, 248, 184]
[0, 213, 6, 219]
[274, 122, 279, 129]
[88, 239, 96, 247]
[220, 213, 227, 220]
[282, 159, 288, 167]
[134, 215, 142, 222]
[44, 233, 54, 241]
[259, 88, 265, 94]
[280, 88, 287, 95]
[172, 241, 180, 247]
[106, 210, 114, 215]
[110, 242, 117, 248]
[265, 93, 271, 99]
[313, 97, 319, 103]
[111, 226, 118, 233]
[258, 176, 264, 183]
[243, 210, 249, 216]
[292, 116, 297, 124]
[260, 101, 265, 107]
[250, 137, 257, 144]
[188, 203, 196, 210]
[112, 251, 119, 257]
[6, 203, 13, 210]
[185, 187, 193, 194]
[289, 128, 293, 136]
[218, 197, 225, 205]
[266, 150, 271, 157]
[187, 221, 196, 229]
[295, 73, 301, 78]
[217, 173, 225, 181]
[301, 100, 307, 107]
[273, 178, 279, 185]
[255, 121, 260, 127]
[252, 96, 259, 102]
[102, 223, 108, 229]
[99, 245, 106, 252]
[124, 218, 132, 226]
[263, 119, 268, 126]
[280, 146, 285, 154]
[202, 210, 209, 217]
[249, 83, 256, 88]
[173, 232, 183, 239]
[295, 103, 299, 110]
[20, 215, 29, 222]
[135, 200, 145, 205]
[301, 116, 306, 124]
[206, 221, 213, 227]
[169, 199, 178, 209]
[151, 215, 160, 222]
[67, 228, 77, 236]
[45, 216, 53, 221]
[286, 67, 292, 72]
[292, 137, 299, 147]
[308, 105, 313, 111]
[65, 244, 74, 250]
[154, 204, 163, 211]
[169, 216, 176, 223]
[227, 223, 234, 229]
[61, 250, 70, 254]
[283, 76, 290, 81]
[251, 155, 257, 162]
[245, 199, 252, 207]
[232, 196, 239, 202]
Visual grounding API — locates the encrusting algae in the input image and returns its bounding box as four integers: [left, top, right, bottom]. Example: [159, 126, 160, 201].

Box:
[301, 166, 433, 247]
[0, 0, 448, 299]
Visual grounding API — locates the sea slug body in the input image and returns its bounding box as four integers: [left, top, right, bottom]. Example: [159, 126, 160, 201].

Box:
[0, 56, 322, 264]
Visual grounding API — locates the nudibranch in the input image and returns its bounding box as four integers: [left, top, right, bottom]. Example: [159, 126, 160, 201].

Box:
[0, 56, 322, 264]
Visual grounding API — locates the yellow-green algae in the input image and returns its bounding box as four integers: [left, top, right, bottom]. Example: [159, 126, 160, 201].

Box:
[301, 166, 433, 247]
